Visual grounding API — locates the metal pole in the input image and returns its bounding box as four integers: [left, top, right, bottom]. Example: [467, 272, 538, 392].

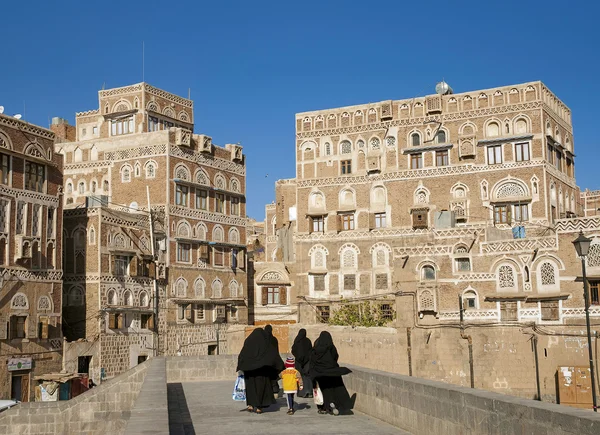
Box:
[581, 257, 598, 411]
[147, 186, 159, 357]
[216, 322, 220, 355]
[532, 335, 541, 401]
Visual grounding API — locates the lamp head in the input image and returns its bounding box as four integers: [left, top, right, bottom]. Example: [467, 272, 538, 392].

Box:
[572, 231, 592, 257]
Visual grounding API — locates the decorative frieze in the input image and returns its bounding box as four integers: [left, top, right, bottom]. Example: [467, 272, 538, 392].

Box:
[0, 115, 55, 140]
[554, 216, 600, 233]
[393, 245, 452, 257]
[169, 145, 245, 176]
[104, 144, 167, 161]
[480, 236, 557, 254]
[0, 184, 60, 208]
[169, 205, 247, 227]
[1, 267, 62, 282]
[438, 310, 499, 321]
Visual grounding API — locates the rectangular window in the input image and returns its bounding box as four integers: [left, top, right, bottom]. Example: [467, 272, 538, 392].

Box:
[213, 247, 224, 267]
[375, 212, 386, 228]
[231, 197, 240, 216]
[114, 255, 129, 276]
[148, 116, 160, 132]
[487, 145, 502, 165]
[25, 161, 45, 193]
[196, 189, 208, 210]
[494, 205, 510, 224]
[140, 314, 154, 329]
[341, 213, 354, 231]
[547, 144, 554, 164]
[10, 316, 27, 339]
[177, 243, 191, 263]
[177, 304, 186, 321]
[216, 194, 225, 213]
[195, 304, 205, 321]
[0, 153, 9, 185]
[375, 273, 388, 290]
[215, 305, 226, 321]
[456, 257, 471, 271]
[566, 158, 573, 177]
[515, 142, 530, 162]
[93, 126, 98, 136]
[314, 275, 325, 291]
[31, 204, 41, 237]
[436, 150, 449, 167]
[380, 304, 394, 321]
[317, 305, 330, 323]
[514, 204, 529, 222]
[410, 153, 423, 169]
[162, 120, 174, 130]
[341, 160, 352, 175]
[311, 216, 324, 233]
[555, 150, 562, 171]
[343, 274, 356, 290]
[47, 207, 55, 239]
[0, 199, 9, 233]
[267, 287, 280, 305]
[16, 202, 25, 235]
[111, 117, 134, 136]
[175, 184, 188, 206]
[590, 281, 599, 305]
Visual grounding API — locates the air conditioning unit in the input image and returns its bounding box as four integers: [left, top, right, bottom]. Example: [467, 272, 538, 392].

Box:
[198, 135, 212, 153]
[175, 128, 192, 147]
[366, 156, 381, 173]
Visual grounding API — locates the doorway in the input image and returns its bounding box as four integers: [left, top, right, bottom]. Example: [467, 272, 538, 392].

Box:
[137, 355, 148, 365]
[11, 372, 30, 402]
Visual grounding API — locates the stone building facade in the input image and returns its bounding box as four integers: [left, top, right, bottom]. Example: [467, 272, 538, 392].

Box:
[0, 114, 64, 401]
[57, 83, 248, 381]
[582, 189, 600, 217]
[256, 81, 600, 330]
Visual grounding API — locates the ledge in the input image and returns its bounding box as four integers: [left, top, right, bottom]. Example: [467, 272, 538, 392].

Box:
[477, 134, 533, 146]
[401, 143, 453, 155]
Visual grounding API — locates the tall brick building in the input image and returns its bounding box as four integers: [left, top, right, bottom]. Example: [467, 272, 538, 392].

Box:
[0, 113, 64, 401]
[56, 83, 248, 381]
[255, 81, 600, 328]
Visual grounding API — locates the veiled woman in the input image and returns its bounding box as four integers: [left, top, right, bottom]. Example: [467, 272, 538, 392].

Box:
[291, 328, 313, 397]
[237, 328, 284, 413]
[264, 325, 281, 396]
[309, 331, 352, 415]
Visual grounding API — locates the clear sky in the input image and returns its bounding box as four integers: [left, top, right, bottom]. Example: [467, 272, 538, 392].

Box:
[1, 0, 598, 221]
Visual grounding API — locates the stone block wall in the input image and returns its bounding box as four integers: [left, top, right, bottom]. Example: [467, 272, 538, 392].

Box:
[166, 354, 238, 383]
[344, 364, 600, 435]
[0, 356, 150, 434]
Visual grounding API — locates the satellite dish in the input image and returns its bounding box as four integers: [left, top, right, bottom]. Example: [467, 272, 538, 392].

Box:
[13, 114, 22, 120]
[435, 81, 453, 96]
[0, 106, 4, 114]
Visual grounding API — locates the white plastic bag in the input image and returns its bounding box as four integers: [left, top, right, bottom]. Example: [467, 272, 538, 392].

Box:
[313, 385, 324, 406]
[232, 374, 246, 401]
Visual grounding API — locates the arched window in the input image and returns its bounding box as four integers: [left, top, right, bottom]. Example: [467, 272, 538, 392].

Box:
[123, 290, 133, 306]
[140, 291, 150, 307]
[463, 290, 478, 309]
[194, 278, 206, 298]
[145, 161, 156, 178]
[411, 133, 421, 146]
[213, 226, 224, 242]
[134, 162, 141, 177]
[74, 147, 83, 162]
[587, 243, 600, 267]
[341, 247, 357, 269]
[11, 292, 29, 309]
[324, 142, 332, 156]
[455, 246, 471, 271]
[436, 130, 446, 144]
[66, 182, 73, 194]
[229, 280, 238, 298]
[78, 181, 85, 194]
[90, 145, 98, 161]
[339, 189, 355, 208]
[486, 122, 500, 137]
[309, 245, 327, 269]
[309, 191, 325, 210]
[212, 279, 222, 298]
[175, 278, 187, 297]
[497, 264, 516, 291]
[38, 296, 52, 311]
[107, 289, 117, 305]
[91, 181, 97, 193]
[228, 228, 240, 244]
[539, 262, 556, 286]
[103, 180, 109, 192]
[515, 118, 528, 134]
[340, 140, 352, 154]
[121, 166, 131, 183]
[421, 265, 436, 281]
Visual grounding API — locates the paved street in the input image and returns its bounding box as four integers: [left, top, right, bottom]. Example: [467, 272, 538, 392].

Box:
[167, 380, 410, 435]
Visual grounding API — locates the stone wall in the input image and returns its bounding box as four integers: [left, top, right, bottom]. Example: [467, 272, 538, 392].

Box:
[227, 324, 599, 403]
[344, 364, 600, 435]
[0, 356, 150, 434]
[166, 354, 238, 383]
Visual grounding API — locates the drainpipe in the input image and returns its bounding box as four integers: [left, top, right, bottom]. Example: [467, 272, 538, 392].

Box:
[406, 328, 413, 377]
[532, 335, 542, 401]
[459, 295, 474, 388]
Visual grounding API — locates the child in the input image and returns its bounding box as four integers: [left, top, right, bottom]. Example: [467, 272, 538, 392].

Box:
[281, 357, 303, 415]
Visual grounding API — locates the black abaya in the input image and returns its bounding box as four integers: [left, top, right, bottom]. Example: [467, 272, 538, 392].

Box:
[292, 329, 313, 397]
[244, 367, 277, 408]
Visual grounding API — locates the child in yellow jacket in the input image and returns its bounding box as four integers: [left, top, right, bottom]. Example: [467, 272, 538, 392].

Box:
[281, 357, 303, 415]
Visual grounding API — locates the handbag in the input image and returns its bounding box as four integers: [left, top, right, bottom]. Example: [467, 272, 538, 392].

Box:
[313, 384, 324, 406]
[232, 374, 246, 401]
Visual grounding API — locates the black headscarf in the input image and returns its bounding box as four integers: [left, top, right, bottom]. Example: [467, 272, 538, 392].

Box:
[291, 329, 312, 371]
[237, 328, 284, 372]
[309, 331, 351, 379]
[264, 324, 279, 352]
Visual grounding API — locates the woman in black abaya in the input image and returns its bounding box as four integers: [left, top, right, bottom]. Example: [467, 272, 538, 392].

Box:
[263, 325, 281, 397]
[309, 331, 352, 415]
[291, 328, 313, 397]
[236, 328, 284, 413]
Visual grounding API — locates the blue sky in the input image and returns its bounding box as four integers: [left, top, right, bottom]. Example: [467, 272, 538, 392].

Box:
[0, 0, 598, 220]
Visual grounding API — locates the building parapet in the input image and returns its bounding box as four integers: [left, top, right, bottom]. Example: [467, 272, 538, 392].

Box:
[0, 113, 55, 140]
[554, 216, 600, 233]
[480, 236, 557, 254]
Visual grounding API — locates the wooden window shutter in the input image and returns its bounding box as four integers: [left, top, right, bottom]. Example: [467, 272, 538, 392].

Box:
[117, 313, 124, 329]
[199, 244, 209, 260]
[279, 286, 287, 305]
[261, 287, 268, 305]
[185, 304, 193, 321]
[27, 316, 37, 339]
[39, 316, 49, 339]
[308, 216, 314, 233]
[108, 313, 116, 329]
[336, 214, 343, 232]
[369, 213, 376, 230]
[130, 256, 139, 276]
[507, 207, 512, 225]
[0, 315, 7, 340]
[238, 250, 245, 268]
[149, 261, 156, 279]
[148, 314, 154, 330]
[110, 255, 116, 274]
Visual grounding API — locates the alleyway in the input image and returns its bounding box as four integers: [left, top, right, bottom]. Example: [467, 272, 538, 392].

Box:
[167, 380, 409, 435]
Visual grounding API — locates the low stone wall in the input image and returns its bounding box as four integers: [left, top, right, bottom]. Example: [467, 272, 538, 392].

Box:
[166, 354, 238, 383]
[0, 357, 151, 434]
[344, 364, 600, 435]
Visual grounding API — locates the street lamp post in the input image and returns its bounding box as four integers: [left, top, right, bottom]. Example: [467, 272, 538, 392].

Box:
[572, 231, 598, 412]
